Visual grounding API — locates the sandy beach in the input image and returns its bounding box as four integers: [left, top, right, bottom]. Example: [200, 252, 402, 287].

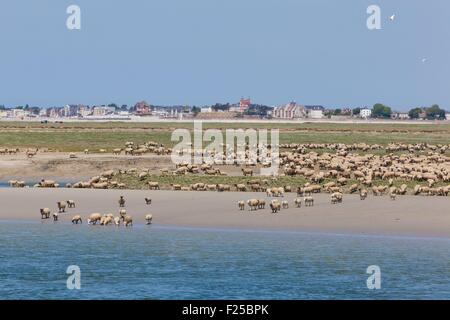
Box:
[0, 188, 449, 238]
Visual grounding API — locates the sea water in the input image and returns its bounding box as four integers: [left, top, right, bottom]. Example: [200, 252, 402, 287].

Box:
[0, 221, 449, 299]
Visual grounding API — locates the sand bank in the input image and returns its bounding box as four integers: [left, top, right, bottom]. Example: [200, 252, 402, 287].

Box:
[0, 188, 449, 238]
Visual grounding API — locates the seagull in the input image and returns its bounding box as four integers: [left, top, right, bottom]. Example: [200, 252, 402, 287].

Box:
[389, 14, 396, 21]
[421, 58, 428, 63]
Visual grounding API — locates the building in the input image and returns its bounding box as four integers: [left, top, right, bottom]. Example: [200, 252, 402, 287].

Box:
[92, 106, 110, 117]
[360, 108, 372, 118]
[305, 105, 324, 119]
[133, 101, 151, 115]
[273, 102, 306, 119]
[391, 112, 410, 120]
[239, 98, 251, 112]
[200, 107, 212, 113]
[446, 113, 450, 120]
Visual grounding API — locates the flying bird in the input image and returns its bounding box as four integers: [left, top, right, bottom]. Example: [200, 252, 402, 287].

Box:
[421, 58, 428, 63]
[389, 14, 396, 21]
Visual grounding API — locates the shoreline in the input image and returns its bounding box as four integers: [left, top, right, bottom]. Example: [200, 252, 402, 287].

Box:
[3, 218, 450, 242]
[0, 188, 449, 239]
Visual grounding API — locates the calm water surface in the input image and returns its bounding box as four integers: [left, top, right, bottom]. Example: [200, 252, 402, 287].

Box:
[0, 221, 449, 299]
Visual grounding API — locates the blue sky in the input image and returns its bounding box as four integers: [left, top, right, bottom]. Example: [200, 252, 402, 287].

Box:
[0, 0, 449, 110]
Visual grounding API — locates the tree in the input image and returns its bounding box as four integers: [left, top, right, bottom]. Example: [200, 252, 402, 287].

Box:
[108, 103, 118, 109]
[425, 104, 445, 120]
[408, 107, 422, 119]
[192, 106, 201, 116]
[352, 107, 361, 116]
[333, 108, 342, 115]
[372, 103, 392, 118]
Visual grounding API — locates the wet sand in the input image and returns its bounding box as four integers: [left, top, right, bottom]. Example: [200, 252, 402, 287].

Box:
[0, 188, 449, 238]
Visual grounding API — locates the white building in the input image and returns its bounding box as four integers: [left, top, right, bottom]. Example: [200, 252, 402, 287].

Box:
[200, 107, 212, 113]
[446, 113, 450, 120]
[360, 108, 372, 118]
[305, 105, 324, 119]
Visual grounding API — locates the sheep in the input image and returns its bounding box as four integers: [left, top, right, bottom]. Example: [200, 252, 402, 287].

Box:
[247, 199, 259, 211]
[145, 198, 152, 205]
[148, 181, 160, 190]
[114, 216, 121, 226]
[304, 196, 314, 207]
[123, 215, 133, 227]
[138, 172, 148, 180]
[331, 192, 343, 204]
[56, 201, 67, 213]
[118, 196, 126, 207]
[235, 184, 247, 192]
[119, 209, 127, 220]
[238, 200, 245, 211]
[145, 214, 153, 225]
[294, 198, 302, 208]
[359, 189, 368, 200]
[389, 192, 397, 201]
[66, 200, 76, 208]
[52, 212, 59, 221]
[112, 148, 122, 155]
[281, 200, 289, 209]
[349, 184, 358, 194]
[40, 208, 51, 219]
[100, 215, 113, 226]
[87, 213, 102, 225]
[71, 215, 82, 224]
[258, 199, 266, 209]
[269, 200, 281, 213]
[241, 168, 253, 176]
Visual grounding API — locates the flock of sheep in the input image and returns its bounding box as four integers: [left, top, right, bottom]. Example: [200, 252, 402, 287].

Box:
[39, 195, 153, 227]
[3, 141, 450, 198]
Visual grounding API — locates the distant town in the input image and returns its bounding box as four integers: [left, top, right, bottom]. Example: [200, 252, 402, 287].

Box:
[0, 98, 449, 121]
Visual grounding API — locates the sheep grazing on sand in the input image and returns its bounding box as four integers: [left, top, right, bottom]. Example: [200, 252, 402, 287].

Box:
[359, 189, 368, 200]
[258, 199, 266, 209]
[66, 200, 76, 208]
[238, 201, 245, 211]
[52, 212, 58, 221]
[144, 198, 152, 205]
[304, 196, 314, 207]
[40, 208, 51, 219]
[118, 196, 126, 207]
[331, 192, 343, 204]
[269, 200, 281, 213]
[71, 215, 82, 224]
[57, 201, 67, 213]
[119, 209, 127, 220]
[294, 198, 302, 208]
[114, 216, 121, 226]
[247, 199, 259, 211]
[281, 200, 289, 209]
[145, 214, 153, 225]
